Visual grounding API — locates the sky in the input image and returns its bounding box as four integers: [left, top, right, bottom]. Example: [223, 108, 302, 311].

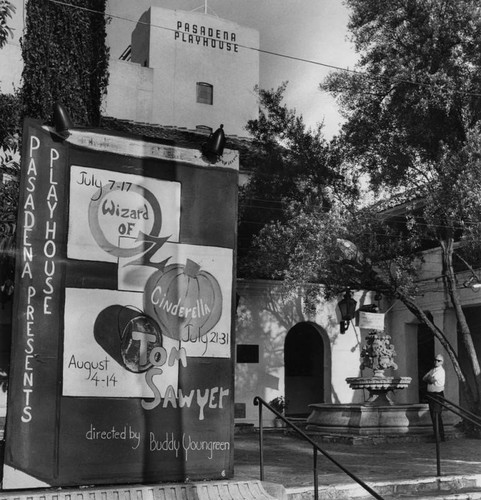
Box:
[107, 0, 358, 139]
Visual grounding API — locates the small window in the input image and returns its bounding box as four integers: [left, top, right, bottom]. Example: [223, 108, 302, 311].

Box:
[196, 82, 213, 105]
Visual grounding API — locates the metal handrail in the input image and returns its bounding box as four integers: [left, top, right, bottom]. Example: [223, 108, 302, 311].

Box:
[253, 396, 384, 500]
[425, 393, 481, 477]
[425, 393, 481, 429]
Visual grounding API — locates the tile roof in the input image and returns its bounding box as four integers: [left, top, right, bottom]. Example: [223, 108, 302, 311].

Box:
[100, 116, 258, 170]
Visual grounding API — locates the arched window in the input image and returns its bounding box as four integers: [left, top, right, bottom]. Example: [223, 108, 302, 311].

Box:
[196, 82, 213, 105]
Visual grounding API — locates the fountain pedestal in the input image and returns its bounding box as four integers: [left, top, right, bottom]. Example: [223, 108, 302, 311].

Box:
[347, 329, 412, 406]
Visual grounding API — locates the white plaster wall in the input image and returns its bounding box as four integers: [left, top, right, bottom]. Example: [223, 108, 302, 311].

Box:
[235, 280, 378, 425]
[235, 281, 294, 426]
[234, 267, 479, 426]
[0, 43, 22, 94]
[327, 319, 364, 404]
[0, 0, 23, 94]
[104, 60, 154, 123]
[145, 7, 259, 136]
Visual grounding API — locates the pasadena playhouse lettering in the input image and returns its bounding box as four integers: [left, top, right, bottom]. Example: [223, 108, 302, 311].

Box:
[21, 135, 60, 423]
[175, 21, 238, 52]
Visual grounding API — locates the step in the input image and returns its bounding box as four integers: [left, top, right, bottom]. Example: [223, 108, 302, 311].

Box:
[386, 486, 481, 499]
[285, 474, 481, 500]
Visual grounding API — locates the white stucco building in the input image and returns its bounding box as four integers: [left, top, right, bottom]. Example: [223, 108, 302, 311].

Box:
[104, 7, 259, 137]
[233, 242, 481, 428]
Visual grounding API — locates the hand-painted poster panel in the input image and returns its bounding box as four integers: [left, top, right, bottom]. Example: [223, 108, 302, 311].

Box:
[3, 120, 237, 488]
[68, 166, 181, 263]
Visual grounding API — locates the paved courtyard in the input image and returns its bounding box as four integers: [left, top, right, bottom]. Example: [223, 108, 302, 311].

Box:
[234, 430, 481, 489]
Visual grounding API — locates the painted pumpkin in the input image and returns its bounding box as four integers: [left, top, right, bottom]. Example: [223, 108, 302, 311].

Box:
[144, 259, 222, 341]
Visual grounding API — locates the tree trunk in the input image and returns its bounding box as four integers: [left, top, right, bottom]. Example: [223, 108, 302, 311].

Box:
[399, 294, 471, 390]
[441, 238, 481, 411]
[370, 271, 469, 394]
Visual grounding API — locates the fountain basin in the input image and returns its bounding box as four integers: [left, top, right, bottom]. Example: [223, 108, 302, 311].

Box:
[306, 403, 458, 438]
[346, 376, 412, 406]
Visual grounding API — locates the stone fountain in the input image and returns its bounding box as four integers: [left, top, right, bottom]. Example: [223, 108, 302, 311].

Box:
[306, 328, 443, 440]
[346, 330, 411, 406]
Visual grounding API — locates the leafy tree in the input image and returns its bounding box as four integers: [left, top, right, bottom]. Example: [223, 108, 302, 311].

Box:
[1, 0, 110, 303]
[0, 134, 19, 307]
[0, 0, 19, 148]
[238, 84, 338, 275]
[21, 0, 110, 126]
[0, 0, 19, 298]
[323, 0, 481, 411]
[248, 0, 481, 413]
[0, 92, 20, 146]
[323, 0, 481, 189]
[0, 1, 14, 50]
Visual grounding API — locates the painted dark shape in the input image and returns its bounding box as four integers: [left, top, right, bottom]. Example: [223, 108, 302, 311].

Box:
[94, 305, 163, 372]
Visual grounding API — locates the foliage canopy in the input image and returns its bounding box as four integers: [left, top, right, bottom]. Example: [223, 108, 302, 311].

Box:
[323, 0, 481, 189]
[246, 0, 481, 411]
[238, 83, 340, 276]
[21, 0, 110, 126]
[0, 0, 14, 50]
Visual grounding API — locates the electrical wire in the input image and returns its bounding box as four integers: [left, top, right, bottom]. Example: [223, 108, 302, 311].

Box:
[46, 0, 481, 99]
[238, 202, 481, 232]
[24, 1, 481, 243]
[40, 0, 481, 219]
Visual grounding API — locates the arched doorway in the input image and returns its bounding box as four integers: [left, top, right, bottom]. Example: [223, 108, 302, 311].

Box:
[284, 322, 328, 416]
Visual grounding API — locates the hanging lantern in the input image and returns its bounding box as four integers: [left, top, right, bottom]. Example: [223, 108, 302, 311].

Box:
[338, 290, 357, 334]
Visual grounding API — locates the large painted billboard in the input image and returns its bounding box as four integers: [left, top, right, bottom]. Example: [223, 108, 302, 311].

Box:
[3, 120, 238, 488]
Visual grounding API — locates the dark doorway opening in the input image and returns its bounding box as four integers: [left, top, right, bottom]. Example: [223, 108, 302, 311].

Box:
[284, 323, 324, 417]
[417, 315, 435, 403]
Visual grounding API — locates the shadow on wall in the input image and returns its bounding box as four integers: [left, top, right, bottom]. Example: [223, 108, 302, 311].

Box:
[235, 283, 306, 405]
[235, 285, 382, 416]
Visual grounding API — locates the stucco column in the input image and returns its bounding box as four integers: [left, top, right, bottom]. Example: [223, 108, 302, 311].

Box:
[438, 308, 459, 404]
[385, 306, 419, 404]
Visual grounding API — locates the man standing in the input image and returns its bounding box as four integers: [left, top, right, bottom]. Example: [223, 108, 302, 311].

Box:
[423, 354, 446, 441]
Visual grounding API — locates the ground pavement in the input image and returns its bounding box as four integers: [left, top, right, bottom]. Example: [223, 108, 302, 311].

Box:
[234, 430, 481, 498]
